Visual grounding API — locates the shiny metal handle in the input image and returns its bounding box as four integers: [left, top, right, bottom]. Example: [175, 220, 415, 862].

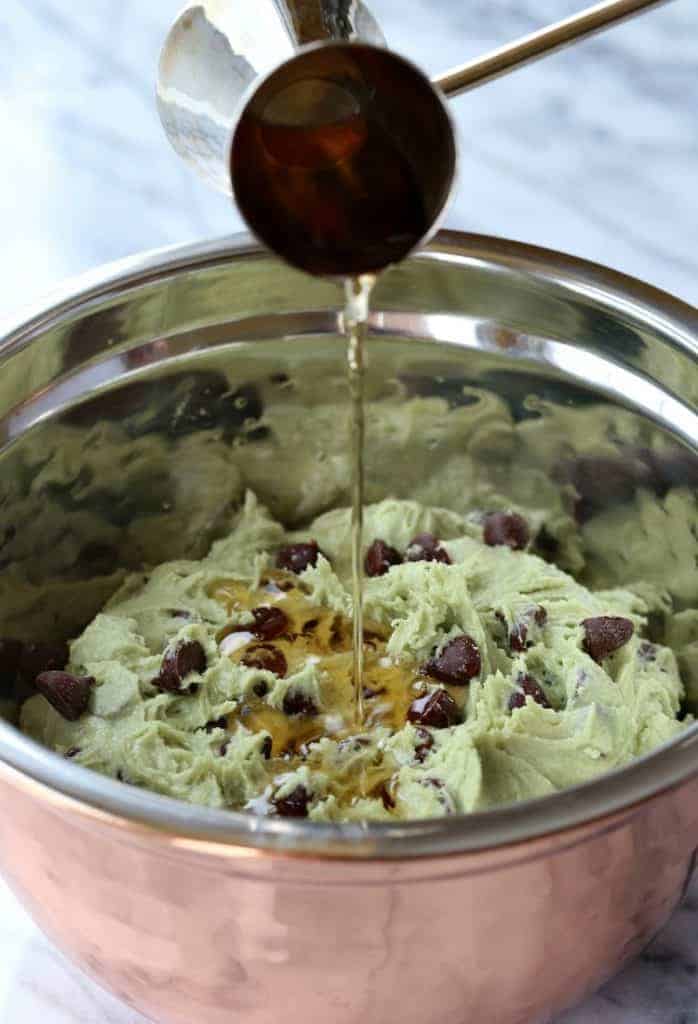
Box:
[435, 0, 673, 98]
[274, 0, 369, 44]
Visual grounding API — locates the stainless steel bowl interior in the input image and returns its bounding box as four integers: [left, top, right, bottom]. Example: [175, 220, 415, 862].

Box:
[0, 231, 695, 857]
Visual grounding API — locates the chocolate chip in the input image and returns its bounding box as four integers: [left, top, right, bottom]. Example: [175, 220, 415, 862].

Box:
[18, 641, 69, 684]
[337, 736, 370, 754]
[365, 539, 402, 577]
[163, 377, 263, 441]
[0, 638, 22, 674]
[483, 512, 530, 550]
[573, 495, 595, 526]
[509, 622, 528, 653]
[64, 746, 81, 759]
[639, 641, 657, 662]
[406, 532, 451, 565]
[362, 685, 386, 700]
[425, 634, 481, 685]
[156, 640, 207, 693]
[678, 700, 692, 722]
[249, 606, 288, 640]
[375, 782, 395, 811]
[645, 447, 698, 494]
[253, 680, 269, 698]
[282, 690, 318, 717]
[276, 541, 321, 574]
[509, 605, 547, 653]
[79, 542, 119, 572]
[422, 776, 455, 814]
[534, 526, 559, 561]
[407, 689, 460, 728]
[260, 735, 273, 760]
[0, 524, 16, 549]
[242, 644, 288, 678]
[414, 726, 434, 762]
[273, 784, 310, 817]
[301, 618, 319, 635]
[63, 374, 158, 427]
[245, 426, 270, 443]
[329, 615, 344, 648]
[582, 616, 634, 663]
[14, 641, 70, 705]
[509, 674, 550, 711]
[363, 630, 381, 649]
[167, 609, 191, 621]
[556, 452, 654, 522]
[204, 716, 227, 733]
[35, 671, 94, 721]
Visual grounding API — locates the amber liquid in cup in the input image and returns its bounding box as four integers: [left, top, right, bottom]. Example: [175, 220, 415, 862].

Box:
[232, 76, 431, 277]
[232, 73, 438, 727]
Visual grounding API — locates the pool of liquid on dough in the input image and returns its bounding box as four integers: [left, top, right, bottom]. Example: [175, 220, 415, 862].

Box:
[212, 572, 468, 807]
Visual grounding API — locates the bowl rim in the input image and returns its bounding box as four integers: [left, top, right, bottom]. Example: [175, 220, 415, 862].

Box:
[0, 229, 696, 859]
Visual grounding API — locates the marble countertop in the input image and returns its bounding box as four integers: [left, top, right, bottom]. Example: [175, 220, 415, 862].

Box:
[1, 0, 696, 312]
[0, 1, 696, 1021]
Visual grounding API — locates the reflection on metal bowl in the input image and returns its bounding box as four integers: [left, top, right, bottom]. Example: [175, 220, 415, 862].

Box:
[0, 232, 696, 1024]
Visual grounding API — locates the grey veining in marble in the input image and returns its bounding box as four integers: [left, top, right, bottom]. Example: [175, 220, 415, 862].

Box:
[1, 0, 696, 312]
[0, 1, 697, 1022]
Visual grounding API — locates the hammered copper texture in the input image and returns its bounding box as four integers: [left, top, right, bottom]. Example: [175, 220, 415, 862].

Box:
[0, 233, 695, 1024]
[0, 763, 696, 1024]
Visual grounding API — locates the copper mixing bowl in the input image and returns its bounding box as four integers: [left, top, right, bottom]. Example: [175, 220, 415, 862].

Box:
[0, 232, 696, 1024]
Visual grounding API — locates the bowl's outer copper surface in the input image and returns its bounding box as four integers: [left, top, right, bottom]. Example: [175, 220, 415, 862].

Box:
[0, 232, 696, 1023]
[0, 760, 696, 1024]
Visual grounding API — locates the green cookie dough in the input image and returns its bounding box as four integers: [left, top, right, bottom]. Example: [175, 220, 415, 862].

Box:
[20, 493, 689, 821]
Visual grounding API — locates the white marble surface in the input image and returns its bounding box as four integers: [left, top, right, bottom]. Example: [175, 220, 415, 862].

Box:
[0, 1, 696, 1022]
[1, 0, 697, 312]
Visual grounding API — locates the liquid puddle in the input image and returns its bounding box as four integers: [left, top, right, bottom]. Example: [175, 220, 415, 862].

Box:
[211, 574, 469, 808]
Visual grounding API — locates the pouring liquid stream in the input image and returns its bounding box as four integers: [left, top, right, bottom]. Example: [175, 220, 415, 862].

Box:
[342, 274, 376, 728]
[229, 67, 438, 731]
